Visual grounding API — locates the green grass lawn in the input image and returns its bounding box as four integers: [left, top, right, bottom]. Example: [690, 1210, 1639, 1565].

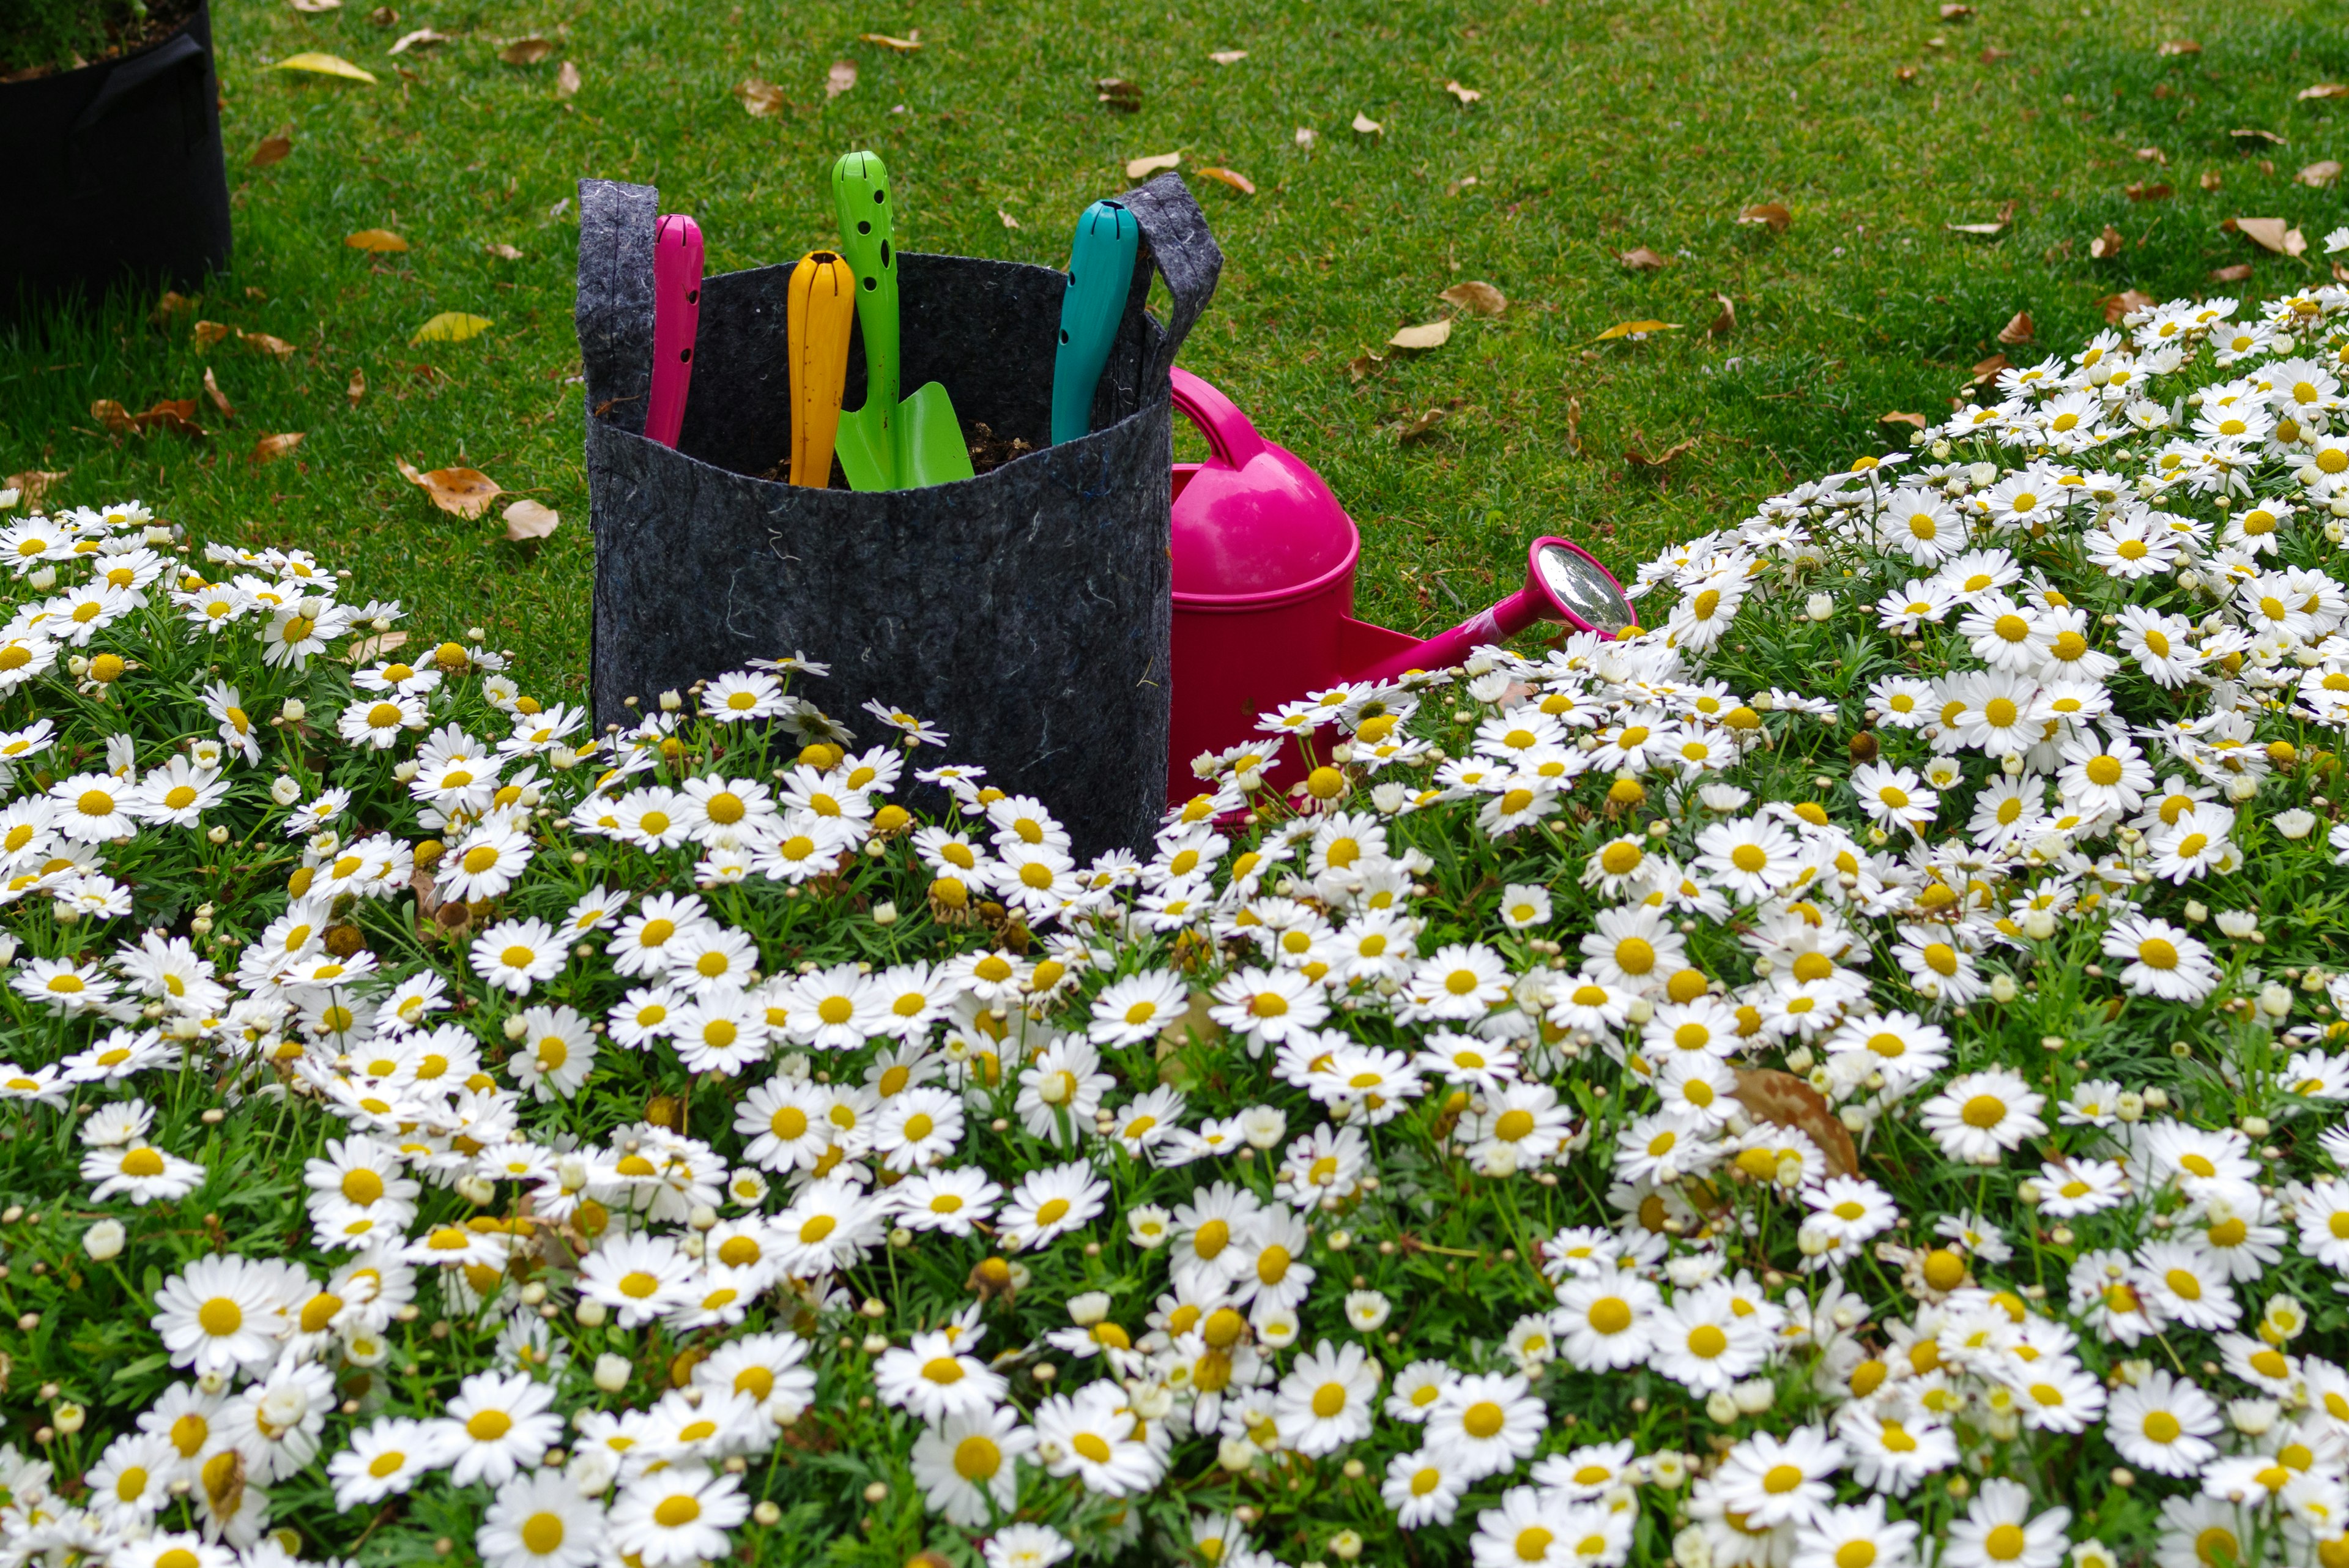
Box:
[2, 0, 2343, 685]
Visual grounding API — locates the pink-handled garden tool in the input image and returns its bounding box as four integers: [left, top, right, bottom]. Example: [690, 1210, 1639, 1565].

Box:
[644, 214, 703, 448]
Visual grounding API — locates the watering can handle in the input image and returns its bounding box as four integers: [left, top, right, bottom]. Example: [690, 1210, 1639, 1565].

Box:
[1170, 367, 1269, 471]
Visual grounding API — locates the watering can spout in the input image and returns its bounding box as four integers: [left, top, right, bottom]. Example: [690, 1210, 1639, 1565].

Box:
[1345, 535, 1637, 686]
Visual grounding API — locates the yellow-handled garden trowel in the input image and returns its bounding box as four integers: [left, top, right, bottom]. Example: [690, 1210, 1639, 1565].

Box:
[786, 250, 856, 486]
[830, 150, 974, 491]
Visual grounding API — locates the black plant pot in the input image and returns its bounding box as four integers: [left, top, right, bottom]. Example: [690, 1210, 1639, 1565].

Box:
[0, 1, 232, 321]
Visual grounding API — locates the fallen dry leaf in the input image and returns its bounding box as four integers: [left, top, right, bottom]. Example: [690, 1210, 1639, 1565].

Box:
[2124, 182, 2172, 202]
[1706, 292, 1735, 336]
[2230, 127, 2286, 145]
[272, 51, 377, 83]
[1294, 126, 1315, 148]
[2134, 146, 2166, 164]
[398, 459, 503, 518]
[1395, 408, 1447, 443]
[2209, 262, 2254, 283]
[1624, 430, 1698, 469]
[1732, 1069, 1859, 1178]
[202, 368, 234, 420]
[92, 398, 204, 437]
[409, 312, 493, 346]
[1209, 49, 1247, 64]
[734, 77, 783, 116]
[2301, 83, 2349, 101]
[2155, 38, 2200, 56]
[484, 242, 523, 261]
[1938, 2, 1972, 17]
[1346, 352, 1383, 383]
[1439, 280, 1506, 317]
[6, 472, 67, 506]
[240, 330, 296, 359]
[1444, 80, 1482, 104]
[997, 209, 1019, 229]
[2097, 289, 2156, 324]
[387, 27, 450, 54]
[2233, 217, 2307, 256]
[347, 370, 366, 404]
[368, 4, 395, 21]
[2089, 224, 2124, 259]
[2200, 170, 2222, 191]
[1945, 220, 2005, 236]
[345, 228, 409, 253]
[149, 291, 196, 327]
[1979, 46, 2012, 63]
[1124, 151, 1180, 179]
[1617, 247, 1668, 271]
[192, 320, 231, 349]
[346, 630, 408, 663]
[1388, 319, 1452, 351]
[1893, 65, 1918, 86]
[499, 37, 551, 64]
[251, 432, 305, 464]
[289, 0, 341, 10]
[861, 31, 921, 51]
[1194, 166, 1256, 196]
[1996, 310, 2035, 345]
[2299, 159, 2343, 188]
[555, 60, 581, 97]
[250, 132, 292, 168]
[1880, 411, 1927, 429]
[1967, 353, 2009, 387]
[1351, 112, 1382, 136]
[502, 499, 559, 541]
[825, 59, 856, 98]
[1096, 78, 1141, 111]
[1736, 202, 1791, 233]
[1595, 319, 1680, 341]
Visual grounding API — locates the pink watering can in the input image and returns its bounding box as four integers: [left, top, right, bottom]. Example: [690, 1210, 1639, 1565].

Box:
[1168, 367, 1637, 804]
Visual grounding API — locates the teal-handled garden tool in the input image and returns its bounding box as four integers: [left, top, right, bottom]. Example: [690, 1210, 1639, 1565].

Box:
[830, 150, 974, 490]
[1051, 199, 1140, 445]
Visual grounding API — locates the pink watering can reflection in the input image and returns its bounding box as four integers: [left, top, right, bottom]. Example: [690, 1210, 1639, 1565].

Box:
[1169, 366, 1638, 805]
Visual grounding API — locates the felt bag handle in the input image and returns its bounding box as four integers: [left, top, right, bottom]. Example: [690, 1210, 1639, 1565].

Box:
[1107, 171, 1222, 396]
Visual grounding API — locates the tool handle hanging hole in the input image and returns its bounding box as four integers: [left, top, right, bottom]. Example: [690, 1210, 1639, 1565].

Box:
[880, 239, 891, 269]
[858, 220, 872, 236]
[863, 277, 876, 291]
[874, 188, 886, 204]
[679, 348, 692, 362]
[686, 289, 698, 304]
[1059, 329, 1071, 344]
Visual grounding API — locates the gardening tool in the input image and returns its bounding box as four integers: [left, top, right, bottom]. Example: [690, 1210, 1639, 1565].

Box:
[1168, 366, 1633, 803]
[786, 250, 857, 486]
[830, 150, 975, 490]
[1051, 199, 1141, 444]
[644, 214, 703, 448]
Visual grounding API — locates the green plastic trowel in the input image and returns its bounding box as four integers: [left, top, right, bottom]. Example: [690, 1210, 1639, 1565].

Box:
[830, 150, 974, 491]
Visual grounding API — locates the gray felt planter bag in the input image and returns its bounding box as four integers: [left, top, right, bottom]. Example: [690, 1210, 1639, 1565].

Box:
[574, 174, 1220, 859]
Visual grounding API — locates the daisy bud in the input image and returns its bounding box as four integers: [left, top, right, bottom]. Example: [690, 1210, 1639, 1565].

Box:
[81, 1219, 124, 1261]
[752, 1502, 782, 1526]
[871, 901, 898, 926]
[576, 1300, 607, 1328]
[1989, 975, 2018, 1003]
[53, 1402, 83, 1435]
[1217, 1437, 1256, 1473]
[590, 1353, 630, 1392]
[503, 1014, 530, 1040]
[1673, 1527, 1713, 1568]
[1731, 1380, 1774, 1414]
[1805, 593, 1833, 622]
[26, 567, 54, 590]
[2258, 986, 2291, 1019]
[280, 699, 306, 723]
[2022, 910, 2055, 940]
[658, 690, 682, 712]
[2230, 1398, 2278, 1436]
[1704, 1391, 1738, 1424]
[1330, 1531, 1364, 1562]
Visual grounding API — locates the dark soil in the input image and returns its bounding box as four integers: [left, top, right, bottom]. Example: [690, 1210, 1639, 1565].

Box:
[0, 0, 201, 81]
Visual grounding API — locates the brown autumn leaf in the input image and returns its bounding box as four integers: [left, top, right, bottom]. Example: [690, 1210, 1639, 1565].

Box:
[1624, 429, 1697, 468]
[6, 472, 67, 506]
[2155, 39, 2200, 57]
[1706, 292, 1735, 336]
[1444, 80, 1482, 104]
[2089, 225, 2124, 259]
[98, 398, 204, 437]
[2097, 289, 2156, 324]
[997, 209, 1020, 229]
[1096, 78, 1141, 111]
[250, 432, 305, 464]
[1346, 352, 1384, 384]
[1995, 310, 2035, 345]
[1893, 64, 1918, 85]
[240, 330, 296, 359]
[346, 630, 407, 664]
[2230, 127, 2286, 145]
[2199, 170, 2222, 191]
[250, 132, 292, 168]
[1979, 46, 2013, 64]
[345, 228, 409, 253]
[498, 37, 551, 65]
[347, 370, 367, 406]
[1937, 2, 1972, 17]
[1967, 353, 2009, 387]
[825, 59, 856, 98]
[89, 399, 132, 434]
[484, 242, 523, 261]
[396, 459, 502, 518]
[2301, 83, 2349, 101]
[387, 26, 450, 53]
[861, 31, 921, 51]
[555, 59, 581, 97]
[1880, 411, 1927, 429]
[1125, 152, 1180, 179]
[1395, 408, 1447, 443]
[202, 368, 234, 420]
[1208, 49, 1248, 65]
[2209, 262, 2254, 283]
[1193, 166, 1256, 196]
[289, 0, 341, 11]
[1732, 1069, 1858, 1178]
[2233, 217, 2307, 256]
[1617, 246, 1668, 272]
[1945, 221, 2005, 236]
[1438, 280, 1506, 317]
[1387, 319, 1452, 351]
[2299, 159, 2343, 188]
[149, 291, 196, 329]
[502, 499, 559, 541]
[1351, 112, 1382, 136]
[2124, 181, 2172, 202]
[733, 77, 783, 116]
[368, 5, 396, 22]
[191, 320, 231, 349]
[1736, 202, 1791, 233]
